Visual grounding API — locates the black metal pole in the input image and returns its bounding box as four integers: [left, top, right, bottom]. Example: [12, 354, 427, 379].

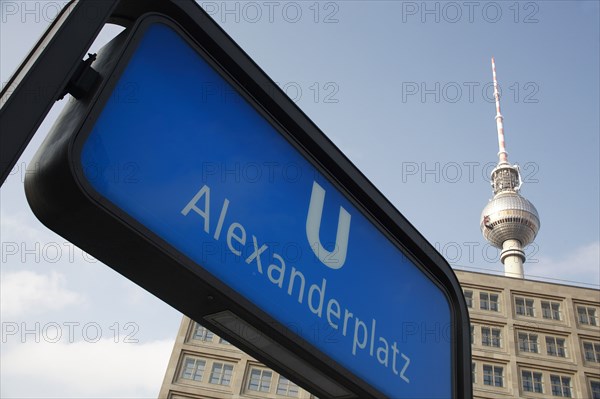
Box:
[0, 0, 118, 185]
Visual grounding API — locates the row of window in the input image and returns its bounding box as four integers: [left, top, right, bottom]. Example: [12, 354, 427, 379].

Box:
[186, 323, 302, 396]
[248, 366, 300, 396]
[520, 371, 600, 398]
[181, 356, 233, 386]
[578, 305, 599, 326]
[471, 362, 584, 397]
[189, 324, 231, 345]
[179, 355, 300, 397]
[470, 325, 600, 363]
[515, 297, 561, 320]
[464, 291, 500, 312]
[463, 289, 599, 327]
[521, 371, 572, 397]
[473, 325, 502, 348]
[517, 333, 568, 358]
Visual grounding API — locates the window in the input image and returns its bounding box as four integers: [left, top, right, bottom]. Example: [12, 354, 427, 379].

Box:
[542, 301, 561, 320]
[481, 327, 501, 348]
[191, 323, 214, 342]
[248, 367, 272, 392]
[181, 357, 206, 382]
[591, 380, 600, 399]
[209, 362, 233, 386]
[472, 362, 476, 384]
[219, 337, 231, 345]
[578, 306, 598, 326]
[277, 376, 300, 397]
[546, 336, 566, 357]
[522, 370, 543, 393]
[550, 375, 571, 397]
[583, 341, 600, 363]
[483, 364, 504, 387]
[464, 290, 473, 308]
[480, 292, 499, 312]
[518, 332, 539, 353]
[516, 297, 535, 317]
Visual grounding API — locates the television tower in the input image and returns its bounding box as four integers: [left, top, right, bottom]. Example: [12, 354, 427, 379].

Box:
[480, 58, 540, 278]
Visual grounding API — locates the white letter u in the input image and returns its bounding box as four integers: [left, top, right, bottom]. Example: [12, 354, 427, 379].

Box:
[306, 181, 351, 269]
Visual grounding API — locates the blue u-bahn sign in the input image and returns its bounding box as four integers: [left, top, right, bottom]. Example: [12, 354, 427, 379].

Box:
[78, 20, 450, 397]
[6, 1, 471, 398]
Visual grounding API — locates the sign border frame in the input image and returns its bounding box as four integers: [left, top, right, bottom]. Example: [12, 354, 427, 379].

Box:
[14, 1, 472, 398]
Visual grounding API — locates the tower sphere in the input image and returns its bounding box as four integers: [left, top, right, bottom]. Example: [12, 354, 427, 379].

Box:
[480, 191, 540, 249]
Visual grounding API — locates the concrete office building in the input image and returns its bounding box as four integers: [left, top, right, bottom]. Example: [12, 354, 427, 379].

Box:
[158, 60, 599, 398]
[458, 270, 600, 398]
[158, 271, 600, 399]
[158, 316, 314, 399]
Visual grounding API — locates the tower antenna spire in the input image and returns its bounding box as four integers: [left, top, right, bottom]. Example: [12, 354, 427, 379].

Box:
[481, 57, 540, 279]
[492, 57, 508, 165]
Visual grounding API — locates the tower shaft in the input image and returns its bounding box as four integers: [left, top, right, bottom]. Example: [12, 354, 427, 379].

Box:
[502, 239, 525, 278]
[492, 57, 508, 165]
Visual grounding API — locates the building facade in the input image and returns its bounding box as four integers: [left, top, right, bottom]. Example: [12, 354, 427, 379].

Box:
[158, 315, 315, 399]
[159, 270, 600, 399]
[457, 270, 599, 399]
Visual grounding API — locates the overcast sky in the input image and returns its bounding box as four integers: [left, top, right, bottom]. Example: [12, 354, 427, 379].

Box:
[1, 1, 599, 397]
